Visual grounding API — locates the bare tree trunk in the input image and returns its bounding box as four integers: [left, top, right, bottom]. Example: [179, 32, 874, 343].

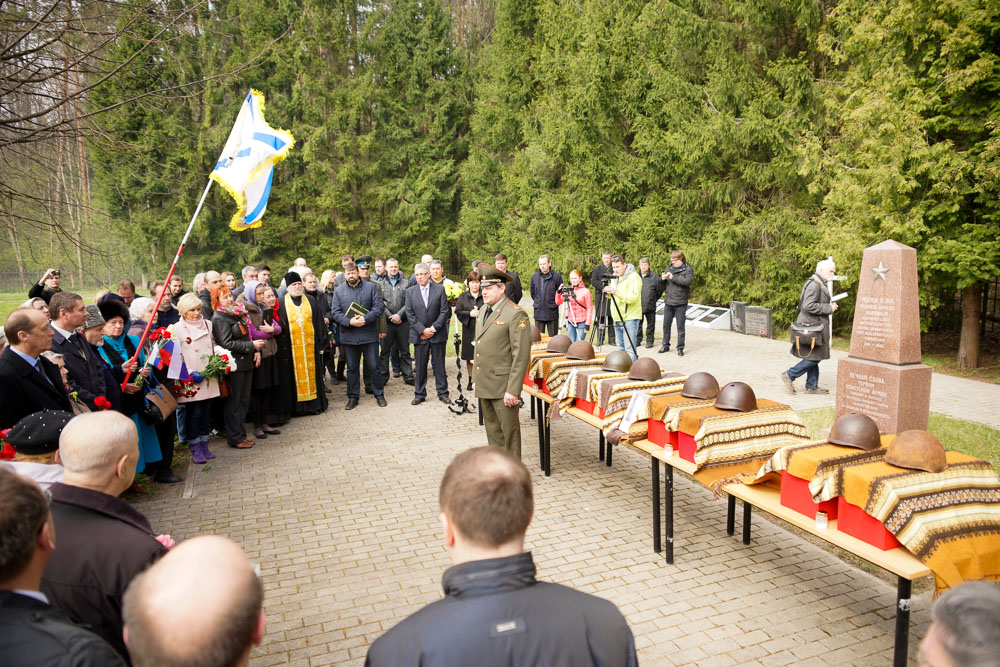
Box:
[4, 196, 27, 288]
[957, 283, 982, 369]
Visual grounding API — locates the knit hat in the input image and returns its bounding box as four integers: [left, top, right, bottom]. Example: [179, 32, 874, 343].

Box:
[83, 305, 105, 330]
[6, 410, 74, 455]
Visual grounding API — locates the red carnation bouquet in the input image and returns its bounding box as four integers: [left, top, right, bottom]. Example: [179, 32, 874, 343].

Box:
[0, 428, 14, 461]
[200, 345, 235, 380]
[94, 396, 112, 410]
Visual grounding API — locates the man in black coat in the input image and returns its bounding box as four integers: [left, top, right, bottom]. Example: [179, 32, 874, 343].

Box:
[0, 308, 72, 429]
[41, 411, 168, 663]
[658, 249, 695, 356]
[637, 257, 664, 348]
[529, 254, 562, 336]
[493, 253, 522, 306]
[27, 268, 62, 305]
[366, 447, 638, 667]
[49, 292, 107, 411]
[590, 251, 616, 345]
[404, 262, 451, 405]
[375, 258, 414, 386]
[0, 467, 127, 667]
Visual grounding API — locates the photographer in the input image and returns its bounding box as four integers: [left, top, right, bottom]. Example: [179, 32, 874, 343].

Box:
[590, 251, 616, 345]
[604, 254, 642, 361]
[554, 270, 593, 342]
[28, 268, 62, 305]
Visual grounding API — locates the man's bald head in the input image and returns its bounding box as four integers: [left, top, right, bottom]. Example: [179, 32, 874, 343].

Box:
[124, 536, 264, 667]
[205, 271, 222, 290]
[59, 412, 138, 495]
[439, 447, 533, 548]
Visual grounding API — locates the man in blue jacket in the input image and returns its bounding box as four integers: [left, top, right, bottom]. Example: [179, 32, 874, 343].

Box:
[404, 263, 451, 405]
[529, 254, 562, 336]
[330, 262, 387, 410]
[366, 447, 638, 667]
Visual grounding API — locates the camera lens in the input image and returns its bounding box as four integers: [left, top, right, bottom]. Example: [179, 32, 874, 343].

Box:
[51, 270, 60, 276]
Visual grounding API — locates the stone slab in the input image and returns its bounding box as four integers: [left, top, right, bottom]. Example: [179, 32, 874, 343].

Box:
[836, 357, 932, 433]
[847, 240, 922, 365]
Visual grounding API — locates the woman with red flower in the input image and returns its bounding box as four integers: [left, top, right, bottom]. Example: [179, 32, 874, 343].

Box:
[212, 285, 264, 449]
[173, 293, 222, 464]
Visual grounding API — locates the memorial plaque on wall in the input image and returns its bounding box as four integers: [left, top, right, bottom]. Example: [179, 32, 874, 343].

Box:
[836, 240, 931, 433]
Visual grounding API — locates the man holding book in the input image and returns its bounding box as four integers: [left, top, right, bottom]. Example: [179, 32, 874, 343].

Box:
[330, 262, 387, 410]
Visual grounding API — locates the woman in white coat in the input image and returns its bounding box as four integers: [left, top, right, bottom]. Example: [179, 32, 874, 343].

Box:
[172, 293, 222, 463]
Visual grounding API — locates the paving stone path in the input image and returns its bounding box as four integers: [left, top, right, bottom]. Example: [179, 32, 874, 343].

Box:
[137, 325, 998, 665]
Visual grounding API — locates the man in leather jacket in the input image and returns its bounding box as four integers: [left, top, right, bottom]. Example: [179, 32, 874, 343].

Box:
[366, 447, 637, 667]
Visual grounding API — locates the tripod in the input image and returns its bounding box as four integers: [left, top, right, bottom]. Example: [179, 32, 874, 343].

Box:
[588, 284, 638, 359]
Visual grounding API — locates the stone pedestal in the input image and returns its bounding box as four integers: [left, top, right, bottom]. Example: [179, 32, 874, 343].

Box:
[835, 240, 932, 433]
[836, 358, 931, 432]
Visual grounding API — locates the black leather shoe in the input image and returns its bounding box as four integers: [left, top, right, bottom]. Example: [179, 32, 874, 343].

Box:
[153, 470, 183, 484]
[404, 378, 415, 386]
[657, 345, 670, 353]
[345, 399, 358, 410]
[376, 396, 387, 407]
[644, 341, 654, 348]
[677, 350, 684, 357]
[439, 396, 451, 404]
[411, 397, 425, 405]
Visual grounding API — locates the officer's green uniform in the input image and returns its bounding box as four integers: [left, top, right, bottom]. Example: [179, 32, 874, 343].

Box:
[473, 265, 532, 457]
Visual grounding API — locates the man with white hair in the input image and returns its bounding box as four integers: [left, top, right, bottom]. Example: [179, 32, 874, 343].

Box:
[781, 258, 838, 394]
[123, 536, 266, 667]
[40, 411, 169, 662]
[232, 265, 258, 299]
[918, 581, 1000, 667]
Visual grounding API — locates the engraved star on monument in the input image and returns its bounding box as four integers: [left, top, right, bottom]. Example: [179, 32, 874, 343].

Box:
[871, 261, 890, 283]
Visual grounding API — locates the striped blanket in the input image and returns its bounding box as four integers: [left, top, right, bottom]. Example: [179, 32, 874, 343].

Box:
[648, 393, 708, 422]
[526, 351, 566, 380]
[600, 374, 687, 444]
[540, 357, 608, 419]
[575, 369, 629, 406]
[660, 399, 717, 431]
[842, 452, 1000, 593]
[744, 439, 891, 502]
[686, 403, 810, 487]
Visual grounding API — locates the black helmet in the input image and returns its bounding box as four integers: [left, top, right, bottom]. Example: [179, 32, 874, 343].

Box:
[545, 334, 572, 354]
[714, 382, 757, 412]
[681, 372, 720, 400]
[566, 341, 596, 361]
[829, 413, 881, 451]
[602, 350, 633, 373]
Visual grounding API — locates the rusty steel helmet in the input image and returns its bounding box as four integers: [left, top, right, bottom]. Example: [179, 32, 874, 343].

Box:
[681, 372, 720, 400]
[565, 340, 596, 361]
[829, 412, 881, 451]
[602, 350, 633, 373]
[714, 382, 757, 412]
[545, 334, 572, 354]
[531, 325, 542, 342]
[628, 357, 661, 382]
[885, 430, 947, 473]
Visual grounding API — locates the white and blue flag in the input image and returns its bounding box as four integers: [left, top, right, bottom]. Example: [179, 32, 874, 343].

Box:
[211, 90, 295, 231]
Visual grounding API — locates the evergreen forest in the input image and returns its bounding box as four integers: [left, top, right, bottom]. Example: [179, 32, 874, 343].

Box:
[1, 0, 998, 360]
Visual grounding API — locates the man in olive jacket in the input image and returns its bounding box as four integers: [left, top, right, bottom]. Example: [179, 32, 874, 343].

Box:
[472, 265, 531, 457]
[366, 447, 638, 667]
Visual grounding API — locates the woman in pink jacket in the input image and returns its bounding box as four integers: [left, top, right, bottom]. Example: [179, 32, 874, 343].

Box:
[554, 269, 594, 342]
[172, 292, 221, 464]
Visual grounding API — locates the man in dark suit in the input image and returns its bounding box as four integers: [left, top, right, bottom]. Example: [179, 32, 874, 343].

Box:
[404, 262, 451, 405]
[48, 292, 106, 411]
[0, 467, 127, 666]
[0, 308, 71, 429]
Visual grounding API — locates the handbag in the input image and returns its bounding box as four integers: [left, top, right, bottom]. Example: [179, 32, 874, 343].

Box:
[141, 384, 178, 424]
[218, 377, 232, 398]
[789, 278, 825, 359]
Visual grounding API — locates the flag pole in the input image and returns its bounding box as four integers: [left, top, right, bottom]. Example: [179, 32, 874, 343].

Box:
[121, 179, 214, 389]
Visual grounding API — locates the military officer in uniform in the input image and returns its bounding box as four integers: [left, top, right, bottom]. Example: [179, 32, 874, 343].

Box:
[472, 264, 532, 457]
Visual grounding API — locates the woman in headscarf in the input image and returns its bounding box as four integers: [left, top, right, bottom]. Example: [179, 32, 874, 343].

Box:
[266, 284, 294, 426]
[212, 285, 264, 449]
[96, 299, 163, 478]
[237, 280, 283, 440]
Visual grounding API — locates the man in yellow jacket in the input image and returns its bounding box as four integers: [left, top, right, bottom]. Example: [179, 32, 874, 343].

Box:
[603, 254, 642, 362]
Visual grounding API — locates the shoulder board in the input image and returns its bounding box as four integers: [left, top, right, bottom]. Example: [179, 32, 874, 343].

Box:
[508, 302, 522, 310]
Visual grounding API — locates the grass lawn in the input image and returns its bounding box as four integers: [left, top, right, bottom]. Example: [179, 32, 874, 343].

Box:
[798, 406, 1000, 473]
[832, 331, 1000, 384]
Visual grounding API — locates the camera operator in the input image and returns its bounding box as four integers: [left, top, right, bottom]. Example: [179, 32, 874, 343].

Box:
[554, 270, 593, 342]
[590, 251, 616, 345]
[28, 269, 62, 305]
[603, 254, 642, 362]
